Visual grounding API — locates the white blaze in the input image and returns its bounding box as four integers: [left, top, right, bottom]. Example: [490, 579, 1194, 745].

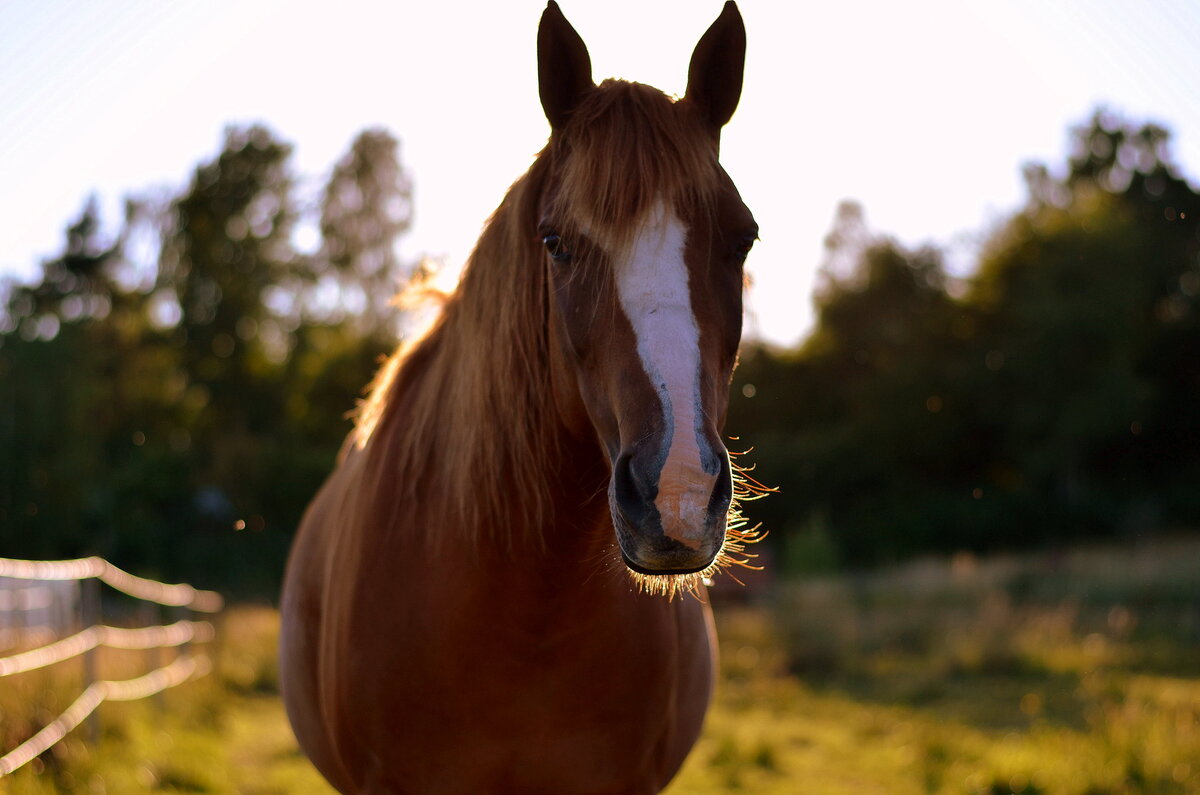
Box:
[614, 201, 714, 546]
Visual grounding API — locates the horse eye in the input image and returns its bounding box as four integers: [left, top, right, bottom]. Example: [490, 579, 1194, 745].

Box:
[735, 234, 757, 260]
[542, 233, 572, 263]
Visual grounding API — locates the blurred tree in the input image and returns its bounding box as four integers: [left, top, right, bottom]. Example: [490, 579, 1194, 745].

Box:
[15, 196, 122, 323]
[159, 124, 297, 383]
[0, 198, 182, 565]
[148, 125, 301, 575]
[972, 109, 1200, 536]
[732, 109, 1200, 568]
[732, 223, 976, 564]
[318, 128, 414, 336]
[0, 123, 419, 594]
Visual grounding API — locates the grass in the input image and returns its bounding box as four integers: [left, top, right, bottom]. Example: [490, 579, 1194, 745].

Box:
[2, 606, 334, 795]
[668, 536, 1200, 794]
[3, 536, 1199, 793]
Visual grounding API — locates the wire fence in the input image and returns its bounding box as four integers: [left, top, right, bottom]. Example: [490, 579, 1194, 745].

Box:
[0, 556, 223, 777]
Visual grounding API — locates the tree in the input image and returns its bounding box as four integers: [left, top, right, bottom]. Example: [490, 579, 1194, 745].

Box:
[732, 209, 977, 564]
[318, 128, 414, 336]
[0, 197, 122, 338]
[972, 110, 1200, 535]
[732, 108, 1200, 568]
[0, 198, 182, 564]
[0, 123, 420, 593]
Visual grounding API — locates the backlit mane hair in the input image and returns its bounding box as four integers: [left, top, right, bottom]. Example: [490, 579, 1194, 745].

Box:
[550, 80, 720, 251]
[350, 79, 722, 550]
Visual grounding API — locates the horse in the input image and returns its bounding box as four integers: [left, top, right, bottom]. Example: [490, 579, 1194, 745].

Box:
[280, 3, 760, 792]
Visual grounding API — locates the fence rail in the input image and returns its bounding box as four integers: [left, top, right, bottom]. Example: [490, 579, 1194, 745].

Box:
[0, 556, 223, 612]
[0, 620, 214, 677]
[0, 556, 222, 777]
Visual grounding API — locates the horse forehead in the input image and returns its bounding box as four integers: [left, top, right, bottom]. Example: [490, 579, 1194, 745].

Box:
[610, 204, 700, 354]
[600, 201, 736, 325]
[615, 202, 690, 284]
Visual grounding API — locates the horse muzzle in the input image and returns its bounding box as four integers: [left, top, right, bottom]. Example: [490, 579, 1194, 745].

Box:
[608, 448, 732, 574]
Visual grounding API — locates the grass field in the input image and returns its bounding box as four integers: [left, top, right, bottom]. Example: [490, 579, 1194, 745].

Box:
[670, 536, 1200, 794]
[3, 537, 1199, 793]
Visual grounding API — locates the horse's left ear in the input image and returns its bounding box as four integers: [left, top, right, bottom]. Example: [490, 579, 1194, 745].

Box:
[538, 1, 594, 131]
[684, 1, 746, 133]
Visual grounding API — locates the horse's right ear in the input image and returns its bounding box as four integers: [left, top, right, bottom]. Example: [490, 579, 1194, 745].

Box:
[538, 1, 593, 131]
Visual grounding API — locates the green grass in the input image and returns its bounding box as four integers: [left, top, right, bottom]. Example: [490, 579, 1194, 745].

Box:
[668, 537, 1200, 794]
[2, 606, 334, 795]
[667, 607, 1200, 794]
[4, 538, 1199, 793]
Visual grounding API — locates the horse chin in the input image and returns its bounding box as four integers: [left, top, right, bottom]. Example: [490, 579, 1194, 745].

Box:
[619, 552, 716, 578]
[610, 511, 723, 574]
[612, 519, 724, 600]
[618, 548, 722, 601]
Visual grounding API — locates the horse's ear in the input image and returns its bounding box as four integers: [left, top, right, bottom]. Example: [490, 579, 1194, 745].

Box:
[538, 1, 594, 131]
[684, 1, 746, 133]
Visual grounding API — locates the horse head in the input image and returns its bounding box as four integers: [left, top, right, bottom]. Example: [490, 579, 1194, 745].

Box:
[535, 2, 756, 578]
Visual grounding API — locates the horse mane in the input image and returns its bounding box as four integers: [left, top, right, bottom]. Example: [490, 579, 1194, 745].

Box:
[349, 80, 722, 551]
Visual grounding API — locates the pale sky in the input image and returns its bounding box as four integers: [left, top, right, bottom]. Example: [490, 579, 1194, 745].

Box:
[1, 0, 1198, 346]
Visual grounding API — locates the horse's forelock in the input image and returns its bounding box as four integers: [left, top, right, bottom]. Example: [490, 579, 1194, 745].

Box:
[547, 80, 720, 254]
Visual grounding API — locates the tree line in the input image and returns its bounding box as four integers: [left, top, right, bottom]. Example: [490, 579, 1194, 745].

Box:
[0, 125, 412, 595]
[729, 110, 1200, 570]
[1, 109, 1197, 592]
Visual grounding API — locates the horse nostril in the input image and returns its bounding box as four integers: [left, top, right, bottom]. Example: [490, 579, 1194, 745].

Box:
[708, 459, 733, 518]
[612, 452, 655, 528]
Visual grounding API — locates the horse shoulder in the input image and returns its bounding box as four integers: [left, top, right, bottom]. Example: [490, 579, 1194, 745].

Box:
[280, 449, 371, 793]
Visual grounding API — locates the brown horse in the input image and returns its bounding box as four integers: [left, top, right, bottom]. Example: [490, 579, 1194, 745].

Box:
[280, 3, 759, 792]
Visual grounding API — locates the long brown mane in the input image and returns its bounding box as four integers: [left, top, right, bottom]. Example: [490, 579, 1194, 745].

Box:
[349, 80, 725, 550]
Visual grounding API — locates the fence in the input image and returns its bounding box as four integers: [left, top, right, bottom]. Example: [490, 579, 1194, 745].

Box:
[0, 557, 223, 776]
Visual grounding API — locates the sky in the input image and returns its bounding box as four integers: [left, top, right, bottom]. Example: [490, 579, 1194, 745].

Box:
[1, 0, 1198, 346]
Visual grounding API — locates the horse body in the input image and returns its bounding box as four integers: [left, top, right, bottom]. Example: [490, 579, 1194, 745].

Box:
[281, 4, 753, 792]
[283, 440, 715, 794]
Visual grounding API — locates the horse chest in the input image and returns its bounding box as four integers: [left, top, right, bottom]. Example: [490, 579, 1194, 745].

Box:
[331, 562, 716, 793]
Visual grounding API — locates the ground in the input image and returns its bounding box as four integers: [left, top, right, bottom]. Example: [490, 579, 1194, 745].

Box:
[3, 538, 1198, 793]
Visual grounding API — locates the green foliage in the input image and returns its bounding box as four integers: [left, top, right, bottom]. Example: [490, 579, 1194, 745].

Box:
[319, 128, 415, 335]
[0, 124, 415, 595]
[731, 108, 1200, 566]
